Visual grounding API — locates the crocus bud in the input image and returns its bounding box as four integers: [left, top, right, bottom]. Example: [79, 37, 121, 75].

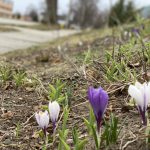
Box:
[128, 81, 150, 125]
[88, 86, 109, 132]
[49, 101, 60, 130]
[35, 110, 49, 136]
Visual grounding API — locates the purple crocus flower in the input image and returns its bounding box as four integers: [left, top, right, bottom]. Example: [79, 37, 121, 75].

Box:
[88, 86, 109, 132]
[132, 28, 140, 37]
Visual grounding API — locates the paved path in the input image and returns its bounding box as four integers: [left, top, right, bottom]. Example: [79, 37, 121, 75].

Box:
[0, 17, 38, 26]
[0, 27, 79, 53]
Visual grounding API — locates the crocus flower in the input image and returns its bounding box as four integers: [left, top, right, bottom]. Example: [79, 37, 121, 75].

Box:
[88, 86, 109, 132]
[49, 101, 60, 130]
[128, 81, 150, 125]
[132, 28, 140, 37]
[35, 110, 49, 136]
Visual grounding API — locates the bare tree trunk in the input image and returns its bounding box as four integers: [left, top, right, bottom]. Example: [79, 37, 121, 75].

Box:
[46, 0, 57, 24]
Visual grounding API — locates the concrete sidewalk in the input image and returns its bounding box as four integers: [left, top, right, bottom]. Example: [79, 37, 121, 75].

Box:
[0, 27, 79, 53]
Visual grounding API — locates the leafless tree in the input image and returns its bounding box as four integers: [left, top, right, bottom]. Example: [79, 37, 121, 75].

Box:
[26, 5, 38, 22]
[45, 0, 58, 24]
[69, 0, 105, 28]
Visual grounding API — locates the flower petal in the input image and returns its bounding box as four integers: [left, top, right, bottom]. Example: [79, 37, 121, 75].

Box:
[128, 81, 150, 126]
[40, 111, 49, 128]
[35, 111, 49, 129]
[88, 86, 108, 131]
[146, 82, 150, 104]
[35, 112, 40, 125]
[128, 85, 143, 108]
[88, 87, 102, 116]
[49, 101, 60, 123]
[135, 81, 143, 89]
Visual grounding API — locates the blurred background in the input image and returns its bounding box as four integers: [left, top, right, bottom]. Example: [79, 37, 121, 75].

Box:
[0, 0, 150, 29]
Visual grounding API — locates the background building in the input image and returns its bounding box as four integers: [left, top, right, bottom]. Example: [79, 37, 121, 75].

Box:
[0, 0, 13, 18]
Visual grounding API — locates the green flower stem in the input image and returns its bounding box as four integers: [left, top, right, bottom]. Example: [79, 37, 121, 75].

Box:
[98, 127, 102, 149]
[42, 134, 48, 150]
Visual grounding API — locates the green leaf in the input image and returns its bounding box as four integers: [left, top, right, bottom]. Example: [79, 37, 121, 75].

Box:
[62, 107, 70, 132]
[49, 84, 56, 94]
[72, 127, 78, 145]
[83, 118, 91, 133]
[64, 129, 69, 139]
[57, 96, 66, 103]
[58, 83, 65, 91]
[77, 139, 87, 150]
[49, 84, 56, 100]
[42, 145, 47, 150]
[89, 107, 95, 124]
[110, 113, 118, 142]
[102, 113, 120, 146]
[42, 105, 48, 111]
[91, 125, 99, 149]
[59, 137, 70, 150]
[58, 129, 69, 150]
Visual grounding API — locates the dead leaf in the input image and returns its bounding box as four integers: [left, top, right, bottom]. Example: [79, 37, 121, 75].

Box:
[32, 131, 39, 139]
[127, 62, 141, 68]
[1, 111, 14, 119]
[25, 87, 34, 92]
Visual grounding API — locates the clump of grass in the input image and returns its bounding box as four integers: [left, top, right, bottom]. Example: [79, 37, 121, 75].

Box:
[0, 26, 19, 32]
[48, 79, 66, 104]
[0, 65, 12, 83]
[102, 113, 120, 146]
[13, 70, 26, 87]
[103, 42, 141, 82]
[15, 122, 21, 138]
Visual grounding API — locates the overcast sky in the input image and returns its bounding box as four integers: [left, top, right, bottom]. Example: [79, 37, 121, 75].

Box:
[12, 0, 150, 15]
[12, 0, 68, 14]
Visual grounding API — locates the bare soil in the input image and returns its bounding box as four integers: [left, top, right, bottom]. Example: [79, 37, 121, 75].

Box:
[0, 28, 149, 150]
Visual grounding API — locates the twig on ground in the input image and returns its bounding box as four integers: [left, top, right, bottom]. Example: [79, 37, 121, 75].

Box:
[22, 113, 35, 126]
[122, 137, 138, 150]
[120, 134, 125, 150]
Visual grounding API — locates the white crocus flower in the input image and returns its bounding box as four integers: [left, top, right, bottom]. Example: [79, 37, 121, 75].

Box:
[35, 110, 49, 135]
[49, 101, 60, 129]
[128, 81, 150, 125]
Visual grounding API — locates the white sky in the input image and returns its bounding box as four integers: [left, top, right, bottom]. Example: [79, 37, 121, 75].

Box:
[11, 0, 150, 15]
[12, 0, 69, 14]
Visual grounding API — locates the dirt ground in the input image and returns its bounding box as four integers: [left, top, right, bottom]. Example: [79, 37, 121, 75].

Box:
[0, 25, 150, 150]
